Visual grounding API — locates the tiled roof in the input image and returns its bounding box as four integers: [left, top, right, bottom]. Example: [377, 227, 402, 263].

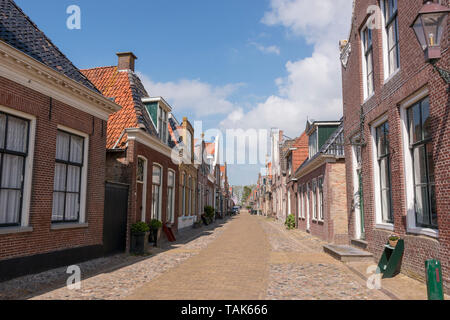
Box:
[0, 0, 99, 92]
[82, 66, 157, 149]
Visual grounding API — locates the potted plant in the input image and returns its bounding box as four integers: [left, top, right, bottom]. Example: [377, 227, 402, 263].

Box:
[130, 222, 150, 255]
[285, 214, 296, 230]
[148, 219, 163, 247]
[389, 235, 400, 248]
[204, 206, 215, 224]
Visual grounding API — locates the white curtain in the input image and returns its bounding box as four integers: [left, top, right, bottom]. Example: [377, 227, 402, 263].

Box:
[7, 117, 28, 153]
[0, 155, 23, 224]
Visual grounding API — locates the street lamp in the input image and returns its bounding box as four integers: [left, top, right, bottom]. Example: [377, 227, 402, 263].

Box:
[411, 0, 450, 83]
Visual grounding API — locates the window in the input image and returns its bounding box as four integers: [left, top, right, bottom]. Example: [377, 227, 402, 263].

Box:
[312, 180, 317, 220]
[362, 27, 374, 98]
[318, 177, 324, 221]
[376, 122, 393, 223]
[137, 157, 145, 183]
[52, 130, 85, 223]
[152, 165, 162, 221]
[187, 176, 192, 216]
[407, 97, 436, 229]
[157, 106, 168, 144]
[0, 112, 29, 227]
[309, 130, 318, 158]
[167, 170, 175, 223]
[298, 185, 303, 219]
[305, 183, 310, 219]
[383, 0, 399, 77]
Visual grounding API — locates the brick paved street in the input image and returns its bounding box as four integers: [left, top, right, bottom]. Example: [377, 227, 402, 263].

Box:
[5, 211, 398, 300]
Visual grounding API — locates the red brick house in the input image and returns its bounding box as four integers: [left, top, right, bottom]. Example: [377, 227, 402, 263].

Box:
[340, 0, 449, 291]
[294, 121, 348, 244]
[284, 132, 309, 223]
[82, 53, 179, 250]
[0, 0, 120, 280]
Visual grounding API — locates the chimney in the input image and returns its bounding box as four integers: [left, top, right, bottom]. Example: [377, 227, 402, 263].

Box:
[117, 52, 137, 71]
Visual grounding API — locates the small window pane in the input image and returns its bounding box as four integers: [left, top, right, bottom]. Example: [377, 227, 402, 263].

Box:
[137, 158, 145, 183]
[413, 105, 422, 143]
[421, 98, 431, 140]
[56, 131, 70, 161]
[0, 114, 5, 149]
[0, 189, 21, 224]
[1, 154, 23, 189]
[53, 163, 66, 192]
[52, 192, 65, 221]
[430, 185, 437, 226]
[65, 193, 79, 220]
[6, 116, 28, 153]
[153, 166, 161, 185]
[67, 165, 81, 193]
[415, 186, 429, 226]
[426, 142, 435, 183]
[69, 135, 83, 164]
[168, 171, 174, 187]
[413, 145, 427, 185]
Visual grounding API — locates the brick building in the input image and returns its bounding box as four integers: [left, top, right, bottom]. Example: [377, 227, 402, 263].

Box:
[293, 121, 348, 244]
[83, 53, 179, 249]
[0, 0, 120, 280]
[340, 0, 449, 291]
[284, 132, 309, 221]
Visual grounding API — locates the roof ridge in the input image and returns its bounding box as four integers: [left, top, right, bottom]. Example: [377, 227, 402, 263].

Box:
[81, 66, 117, 71]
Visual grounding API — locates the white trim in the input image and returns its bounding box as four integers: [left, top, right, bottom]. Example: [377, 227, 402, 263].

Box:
[167, 168, 176, 224]
[375, 223, 394, 232]
[370, 115, 393, 227]
[137, 156, 148, 222]
[126, 128, 173, 159]
[0, 226, 33, 235]
[56, 124, 89, 224]
[152, 162, 163, 221]
[51, 223, 88, 230]
[0, 41, 120, 120]
[0, 105, 36, 228]
[380, 0, 400, 82]
[360, 28, 369, 101]
[352, 144, 363, 239]
[399, 87, 438, 238]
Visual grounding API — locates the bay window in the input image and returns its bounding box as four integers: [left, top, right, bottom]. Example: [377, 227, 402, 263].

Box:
[0, 112, 29, 226]
[407, 97, 436, 229]
[52, 130, 85, 223]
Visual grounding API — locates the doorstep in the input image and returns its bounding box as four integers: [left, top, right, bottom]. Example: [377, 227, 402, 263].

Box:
[323, 244, 374, 262]
[351, 238, 369, 250]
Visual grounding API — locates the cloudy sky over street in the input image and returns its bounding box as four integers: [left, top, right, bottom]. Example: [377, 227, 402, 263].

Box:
[17, 0, 353, 185]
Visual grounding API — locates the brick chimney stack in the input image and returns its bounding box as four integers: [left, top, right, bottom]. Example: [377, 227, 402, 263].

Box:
[117, 52, 137, 71]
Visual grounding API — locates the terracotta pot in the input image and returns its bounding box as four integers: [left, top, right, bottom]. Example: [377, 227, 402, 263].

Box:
[389, 239, 399, 248]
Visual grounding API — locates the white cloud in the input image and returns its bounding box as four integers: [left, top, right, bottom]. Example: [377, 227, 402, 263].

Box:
[137, 72, 243, 117]
[221, 0, 352, 137]
[249, 42, 281, 55]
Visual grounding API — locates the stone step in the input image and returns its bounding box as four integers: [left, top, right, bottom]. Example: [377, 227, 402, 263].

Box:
[323, 244, 374, 262]
[351, 238, 369, 250]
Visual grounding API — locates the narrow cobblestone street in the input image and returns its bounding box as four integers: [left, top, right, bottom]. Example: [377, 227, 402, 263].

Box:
[13, 211, 391, 300]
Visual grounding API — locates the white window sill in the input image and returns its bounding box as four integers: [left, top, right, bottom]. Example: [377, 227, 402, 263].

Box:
[407, 226, 439, 239]
[383, 68, 400, 84]
[375, 223, 394, 232]
[0, 226, 33, 235]
[51, 223, 89, 230]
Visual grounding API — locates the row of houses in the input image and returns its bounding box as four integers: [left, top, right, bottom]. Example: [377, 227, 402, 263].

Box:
[250, 0, 449, 293]
[0, 0, 233, 281]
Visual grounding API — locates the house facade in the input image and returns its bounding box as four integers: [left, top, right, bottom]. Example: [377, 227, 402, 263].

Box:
[0, 0, 120, 280]
[83, 53, 179, 250]
[340, 0, 449, 291]
[294, 121, 348, 244]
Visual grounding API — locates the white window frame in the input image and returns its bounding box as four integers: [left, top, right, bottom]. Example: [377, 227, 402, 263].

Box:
[361, 26, 375, 101]
[371, 115, 394, 231]
[55, 124, 89, 224]
[399, 88, 438, 238]
[352, 142, 363, 239]
[152, 163, 163, 221]
[312, 179, 317, 221]
[298, 185, 303, 219]
[167, 169, 176, 224]
[380, 0, 400, 82]
[318, 176, 324, 222]
[137, 156, 148, 223]
[0, 105, 36, 230]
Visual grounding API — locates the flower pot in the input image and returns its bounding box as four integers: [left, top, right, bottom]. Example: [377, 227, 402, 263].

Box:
[150, 227, 162, 247]
[131, 231, 149, 255]
[389, 239, 399, 248]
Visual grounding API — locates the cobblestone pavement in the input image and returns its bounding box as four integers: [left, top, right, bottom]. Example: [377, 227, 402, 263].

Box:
[261, 220, 388, 300]
[1, 213, 391, 300]
[0, 219, 230, 300]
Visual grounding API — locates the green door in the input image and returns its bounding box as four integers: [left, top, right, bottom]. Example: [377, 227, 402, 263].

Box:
[358, 171, 365, 239]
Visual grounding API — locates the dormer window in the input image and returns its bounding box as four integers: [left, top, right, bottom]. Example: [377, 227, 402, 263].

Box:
[158, 106, 168, 144]
[142, 97, 171, 145]
[309, 129, 318, 158]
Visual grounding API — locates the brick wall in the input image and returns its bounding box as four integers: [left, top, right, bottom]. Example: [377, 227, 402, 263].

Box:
[0, 75, 106, 261]
[341, 0, 450, 292]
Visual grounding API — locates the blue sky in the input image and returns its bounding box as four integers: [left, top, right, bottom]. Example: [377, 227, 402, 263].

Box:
[15, 0, 352, 186]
